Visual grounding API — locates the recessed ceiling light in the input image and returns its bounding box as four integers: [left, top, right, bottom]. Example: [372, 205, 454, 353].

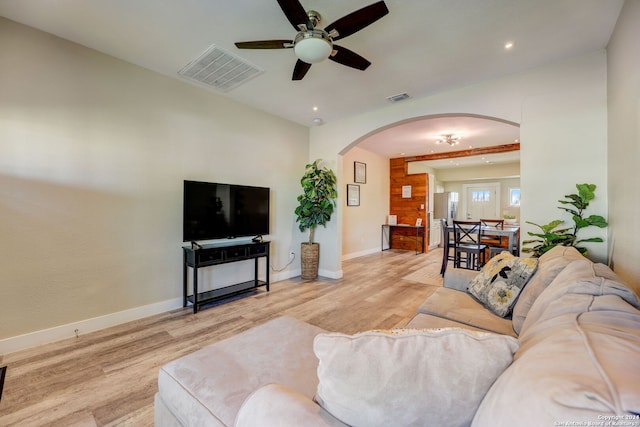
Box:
[504, 42, 514, 49]
[313, 106, 318, 111]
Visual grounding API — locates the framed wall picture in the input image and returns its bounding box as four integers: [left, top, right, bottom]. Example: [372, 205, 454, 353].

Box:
[354, 161, 366, 184]
[347, 184, 360, 206]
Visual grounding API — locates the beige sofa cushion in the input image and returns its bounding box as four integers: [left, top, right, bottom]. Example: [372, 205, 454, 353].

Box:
[472, 260, 640, 426]
[405, 312, 491, 333]
[519, 259, 639, 339]
[313, 328, 519, 427]
[511, 246, 585, 334]
[235, 383, 347, 427]
[157, 316, 325, 427]
[417, 287, 516, 337]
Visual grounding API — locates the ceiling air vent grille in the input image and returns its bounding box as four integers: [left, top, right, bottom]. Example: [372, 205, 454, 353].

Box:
[387, 92, 410, 102]
[178, 45, 263, 92]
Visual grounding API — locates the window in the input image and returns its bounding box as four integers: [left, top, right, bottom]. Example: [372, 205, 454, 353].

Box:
[509, 188, 521, 207]
[472, 190, 491, 202]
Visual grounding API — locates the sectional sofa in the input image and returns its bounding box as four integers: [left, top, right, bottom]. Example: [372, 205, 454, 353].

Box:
[154, 246, 640, 427]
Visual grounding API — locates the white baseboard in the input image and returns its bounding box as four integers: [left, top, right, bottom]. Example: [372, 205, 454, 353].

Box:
[0, 269, 343, 355]
[271, 268, 300, 282]
[342, 247, 380, 261]
[318, 268, 343, 279]
[0, 298, 183, 355]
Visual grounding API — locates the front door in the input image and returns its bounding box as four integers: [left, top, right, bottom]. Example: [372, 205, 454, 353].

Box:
[463, 183, 500, 221]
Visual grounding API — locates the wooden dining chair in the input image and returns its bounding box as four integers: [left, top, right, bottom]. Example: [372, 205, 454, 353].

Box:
[480, 218, 507, 258]
[439, 218, 455, 275]
[453, 220, 488, 270]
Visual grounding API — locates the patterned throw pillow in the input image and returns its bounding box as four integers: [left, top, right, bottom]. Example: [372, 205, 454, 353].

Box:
[468, 252, 538, 317]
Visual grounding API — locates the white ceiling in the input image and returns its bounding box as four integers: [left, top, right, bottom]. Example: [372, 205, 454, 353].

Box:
[0, 0, 623, 166]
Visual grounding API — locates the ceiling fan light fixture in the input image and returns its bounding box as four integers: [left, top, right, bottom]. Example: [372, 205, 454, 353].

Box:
[294, 30, 333, 64]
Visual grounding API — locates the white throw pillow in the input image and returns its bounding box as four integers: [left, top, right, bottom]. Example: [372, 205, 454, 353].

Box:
[313, 328, 519, 427]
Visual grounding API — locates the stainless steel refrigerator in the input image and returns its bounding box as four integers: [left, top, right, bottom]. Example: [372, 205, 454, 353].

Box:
[433, 192, 458, 222]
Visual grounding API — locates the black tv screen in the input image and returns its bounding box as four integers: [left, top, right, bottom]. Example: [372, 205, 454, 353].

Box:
[183, 180, 270, 242]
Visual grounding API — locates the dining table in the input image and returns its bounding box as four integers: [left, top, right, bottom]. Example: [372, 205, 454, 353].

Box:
[441, 223, 520, 274]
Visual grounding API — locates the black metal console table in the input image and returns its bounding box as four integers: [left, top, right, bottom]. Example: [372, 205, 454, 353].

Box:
[381, 224, 425, 255]
[182, 241, 270, 313]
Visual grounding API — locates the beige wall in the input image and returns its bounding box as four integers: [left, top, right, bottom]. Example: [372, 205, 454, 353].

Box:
[341, 147, 389, 259]
[607, 0, 640, 294]
[0, 19, 309, 349]
[313, 50, 609, 276]
[430, 162, 520, 183]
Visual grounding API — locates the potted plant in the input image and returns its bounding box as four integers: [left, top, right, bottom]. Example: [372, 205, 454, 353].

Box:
[522, 183, 608, 257]
[503, 214, 517, 225]
[294, 159, 338, 279]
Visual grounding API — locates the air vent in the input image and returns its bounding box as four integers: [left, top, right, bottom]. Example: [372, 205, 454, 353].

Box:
[386, 92, 410, 102]
[178, 45, 263, 92]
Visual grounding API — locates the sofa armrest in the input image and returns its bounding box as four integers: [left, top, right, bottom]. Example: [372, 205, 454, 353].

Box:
[235, 383, 348, 427]
[443, 268, 478, 292]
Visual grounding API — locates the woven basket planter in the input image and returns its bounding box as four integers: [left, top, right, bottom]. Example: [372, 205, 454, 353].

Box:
[300, 242, 319, 280]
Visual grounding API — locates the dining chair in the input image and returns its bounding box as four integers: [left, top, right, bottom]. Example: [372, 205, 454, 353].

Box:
[0, 365, 6, 401]
[439, 218, 455, 275]
[480, 218, 507, 258]
[453, 221, 488, 270]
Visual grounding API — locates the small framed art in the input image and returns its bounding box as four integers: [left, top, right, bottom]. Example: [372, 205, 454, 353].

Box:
[354, 161, 366, 184]
[347, 184, 360, 206]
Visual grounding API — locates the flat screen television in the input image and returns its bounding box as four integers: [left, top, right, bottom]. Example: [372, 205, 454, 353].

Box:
[183, 180, 270, 242]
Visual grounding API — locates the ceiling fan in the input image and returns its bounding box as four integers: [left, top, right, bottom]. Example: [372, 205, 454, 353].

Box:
[235, 0, 389, 80]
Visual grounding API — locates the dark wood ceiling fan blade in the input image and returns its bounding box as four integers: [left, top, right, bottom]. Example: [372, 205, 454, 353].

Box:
[329, 45, 371, 71]
[324, 1, 389, 41]
[276, 0, 313, 30]
[292, 59, 312, 80]
[235, 40, 293, 49]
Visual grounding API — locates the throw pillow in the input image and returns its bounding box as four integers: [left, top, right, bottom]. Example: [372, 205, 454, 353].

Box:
[313, 328, 520, 427]
[468, 252, 538, 317]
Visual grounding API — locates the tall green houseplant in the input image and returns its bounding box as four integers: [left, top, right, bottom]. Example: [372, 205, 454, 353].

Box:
[295, 159, 338, 279]
[522, 183, 608, 257]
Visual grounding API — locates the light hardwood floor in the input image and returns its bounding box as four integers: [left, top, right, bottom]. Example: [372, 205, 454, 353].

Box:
[0, 249, 441, 426]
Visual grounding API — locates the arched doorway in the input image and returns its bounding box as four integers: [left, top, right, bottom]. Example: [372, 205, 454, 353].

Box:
[341, 114, 520, 258]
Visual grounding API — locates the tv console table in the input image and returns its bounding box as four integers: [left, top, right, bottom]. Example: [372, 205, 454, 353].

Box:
[182, 241, 270, 313]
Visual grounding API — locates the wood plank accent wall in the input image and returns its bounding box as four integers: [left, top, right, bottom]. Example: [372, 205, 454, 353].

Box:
[389, 158, 429, 251]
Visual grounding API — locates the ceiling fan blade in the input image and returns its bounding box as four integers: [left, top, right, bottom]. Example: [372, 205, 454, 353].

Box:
[292, 59, 312, 80]
[329, 45, 371, 71]
[276, 0, 313, 30]
[324, 1, 389, 41]
[235, 40, 293, 49]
